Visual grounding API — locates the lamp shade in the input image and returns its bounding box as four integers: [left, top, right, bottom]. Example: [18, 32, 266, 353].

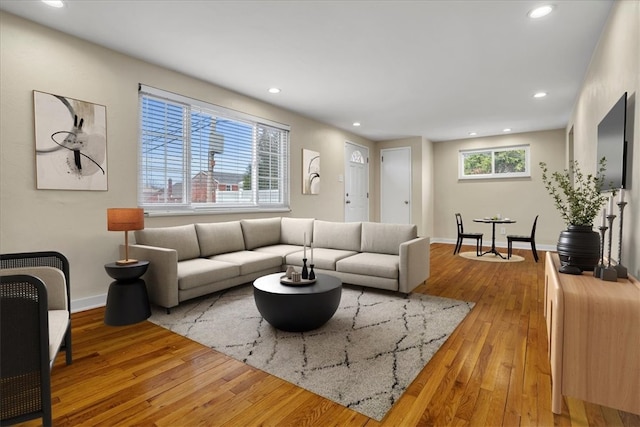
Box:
[107, 208, 144, 231]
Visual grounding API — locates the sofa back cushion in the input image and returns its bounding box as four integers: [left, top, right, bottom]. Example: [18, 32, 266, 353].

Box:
[361, 222, 418, 255]
[195, 221, 246, 257]
[240, 217, 282, 249]
[280, 217, 314, 246]
[135, 224, 200, 261]
[313, 220, 362, 252]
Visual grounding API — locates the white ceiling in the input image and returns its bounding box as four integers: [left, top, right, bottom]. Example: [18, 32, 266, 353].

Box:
[0, 0, 613, 142]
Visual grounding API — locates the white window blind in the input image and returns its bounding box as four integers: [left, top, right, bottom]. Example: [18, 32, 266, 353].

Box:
[138, 85, 290, 213]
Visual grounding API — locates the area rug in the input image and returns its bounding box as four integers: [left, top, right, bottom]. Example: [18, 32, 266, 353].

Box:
[149, 283, 474, 421]
[459, 251, 524, 263]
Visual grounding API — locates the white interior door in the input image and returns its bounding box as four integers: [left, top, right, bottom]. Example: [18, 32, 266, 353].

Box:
[344, 142, 369, 222]
[380, 147, 411, 224]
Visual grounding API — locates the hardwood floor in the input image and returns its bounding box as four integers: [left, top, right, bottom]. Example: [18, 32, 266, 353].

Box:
[19, 243, 640, 426]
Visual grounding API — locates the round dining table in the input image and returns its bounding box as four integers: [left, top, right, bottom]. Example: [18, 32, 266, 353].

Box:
[473, 218, 516, 259]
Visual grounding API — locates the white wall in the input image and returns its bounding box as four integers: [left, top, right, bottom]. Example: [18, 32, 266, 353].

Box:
[0, 12, 375, 310]
[432, 129, 567, 248]
[568, 0, 639, 276]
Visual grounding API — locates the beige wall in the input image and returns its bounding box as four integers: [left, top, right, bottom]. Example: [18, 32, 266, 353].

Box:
[432, 129, 567, 247]
[0, 12, 375, 308]
[568, 0, 640, 277]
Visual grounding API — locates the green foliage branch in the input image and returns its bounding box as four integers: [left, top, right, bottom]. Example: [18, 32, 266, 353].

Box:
[539, 158, 611, 227]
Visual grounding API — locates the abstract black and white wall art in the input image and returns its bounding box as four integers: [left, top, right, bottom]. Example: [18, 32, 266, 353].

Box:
[302, 148, 320, 195]
[34, 91, 108, 190]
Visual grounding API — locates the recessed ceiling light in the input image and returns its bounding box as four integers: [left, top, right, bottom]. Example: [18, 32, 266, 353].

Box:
[469, 132, 477, 136]
[353, 122, 361, 127]
[533, 92, 547, 98]
[268, 87, 281, 94]
[42, 0, 65, 7]
[503, 128, 512, 132]
[528, 5, 554, 19]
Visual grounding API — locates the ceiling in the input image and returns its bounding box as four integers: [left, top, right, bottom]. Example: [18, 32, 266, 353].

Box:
[0, 0, 613, 142]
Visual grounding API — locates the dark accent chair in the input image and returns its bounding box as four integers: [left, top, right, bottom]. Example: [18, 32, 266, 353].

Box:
[454, 213, 483, 256]
[0, 275, 53, 426]
[0, 251, 72, 366]
[0, 251, 73, 426]
[507, 215, 539, 262]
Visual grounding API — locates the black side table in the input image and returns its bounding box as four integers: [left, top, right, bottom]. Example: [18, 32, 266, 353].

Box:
[104, 260, 151, 326]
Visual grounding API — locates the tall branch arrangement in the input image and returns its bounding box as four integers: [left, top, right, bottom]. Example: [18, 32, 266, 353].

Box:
[539, 158, 610, 227]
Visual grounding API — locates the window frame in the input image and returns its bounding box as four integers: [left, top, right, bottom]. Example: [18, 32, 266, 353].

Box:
[458, 144, 530, 180]
[138, 85, 290, 215]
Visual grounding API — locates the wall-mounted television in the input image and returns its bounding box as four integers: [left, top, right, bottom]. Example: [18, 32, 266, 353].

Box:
[597, 92, 627, 191]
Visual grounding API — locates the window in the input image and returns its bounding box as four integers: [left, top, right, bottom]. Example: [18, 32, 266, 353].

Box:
[138, 85, 290, 213]
[459, 145, 530, 179]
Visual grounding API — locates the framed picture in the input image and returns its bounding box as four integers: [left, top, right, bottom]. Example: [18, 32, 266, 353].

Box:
[34, 91, 108, 190]
[302, 148, 320, 195]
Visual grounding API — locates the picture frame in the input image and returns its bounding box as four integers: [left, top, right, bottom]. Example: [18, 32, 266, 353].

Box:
[34, 90, 108, 190]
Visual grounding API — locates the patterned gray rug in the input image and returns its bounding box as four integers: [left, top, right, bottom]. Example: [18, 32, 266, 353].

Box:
[149, 283, 474, 421]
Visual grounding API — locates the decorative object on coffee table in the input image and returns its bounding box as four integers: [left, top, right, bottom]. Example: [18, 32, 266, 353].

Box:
[540, 159, 610, 275]
[253, 272, 341, 332]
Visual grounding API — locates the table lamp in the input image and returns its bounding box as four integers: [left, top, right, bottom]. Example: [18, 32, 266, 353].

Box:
[107, 208, 144, 265]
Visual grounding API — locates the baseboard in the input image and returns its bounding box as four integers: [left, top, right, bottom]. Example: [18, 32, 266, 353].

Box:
[71, 293, 106, 313]
[430, 238, 556, 252]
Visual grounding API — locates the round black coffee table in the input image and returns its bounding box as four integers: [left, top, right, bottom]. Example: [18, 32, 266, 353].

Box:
[253, 273, 342, 332]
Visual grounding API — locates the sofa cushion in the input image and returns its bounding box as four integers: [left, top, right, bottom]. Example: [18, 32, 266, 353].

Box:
[177, 258, 239, 291]
[211, 251, 282, 276]
[196, 221, 246, 257]
[280, 217, 314, 245]
[254, 244, 304, 263]
[361, 222, 418, 255]
[240, 217, 282, 250]
[336, 252, 399, 279]
[135, 224, 200, 261]
[313, 220, 362, 252]
[285, 248, 358, 271]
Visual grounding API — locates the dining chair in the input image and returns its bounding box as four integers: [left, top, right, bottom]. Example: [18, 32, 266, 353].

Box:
[507, 215, 539, 262]
[454, 213, 483, 256]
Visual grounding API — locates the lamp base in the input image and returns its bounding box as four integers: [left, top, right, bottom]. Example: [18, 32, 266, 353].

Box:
[116, 258, 139, 266]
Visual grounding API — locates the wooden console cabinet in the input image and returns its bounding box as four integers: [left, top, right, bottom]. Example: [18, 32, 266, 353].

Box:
[544, 252, 640, 415]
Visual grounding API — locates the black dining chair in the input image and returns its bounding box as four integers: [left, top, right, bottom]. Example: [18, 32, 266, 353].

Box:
[507, 215, 539, 262]
[454, 213, 483, 256]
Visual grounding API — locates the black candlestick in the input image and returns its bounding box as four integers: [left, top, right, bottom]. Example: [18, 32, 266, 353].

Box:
[301, 258, 308, 279]
[599, 215, 618, 282]
[308, 264, 315, 280]
[616, 201, 628, 278]
[594, 225, 607, 278]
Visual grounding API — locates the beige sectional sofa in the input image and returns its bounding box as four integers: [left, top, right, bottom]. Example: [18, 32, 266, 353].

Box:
[127, 217, 430, 311]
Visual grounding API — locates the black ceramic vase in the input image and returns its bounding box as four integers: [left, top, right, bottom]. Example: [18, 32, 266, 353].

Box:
[556, 225, 600, 275]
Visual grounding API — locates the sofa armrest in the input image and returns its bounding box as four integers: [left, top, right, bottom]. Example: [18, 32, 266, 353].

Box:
[399, 236, 430, 293]
[123, 244, 179, 309]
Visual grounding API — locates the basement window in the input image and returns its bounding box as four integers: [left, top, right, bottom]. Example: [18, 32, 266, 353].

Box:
[138, 85, 290, 214]
[458, 145, 530, 180]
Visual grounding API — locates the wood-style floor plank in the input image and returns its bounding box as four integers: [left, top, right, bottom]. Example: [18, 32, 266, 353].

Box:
[13, 243, 640, 426]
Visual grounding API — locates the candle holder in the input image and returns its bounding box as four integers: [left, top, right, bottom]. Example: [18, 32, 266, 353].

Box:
[594, 225, 607, 278]
[308, 264, 315, 280]
[599, 215, 618, 282]
[301, 258, 309, 279]
[615, 201, 628, 278]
